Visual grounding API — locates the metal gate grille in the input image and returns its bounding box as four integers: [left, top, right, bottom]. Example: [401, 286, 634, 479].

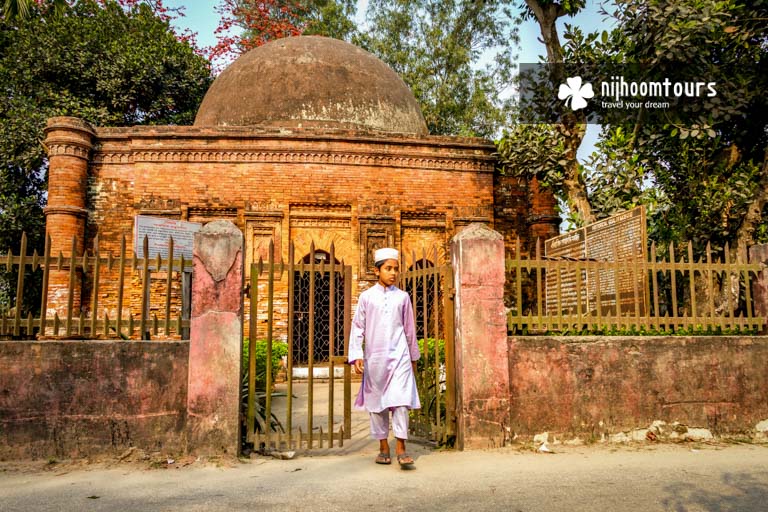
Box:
[245, 240, 352, 452]
[401, 250, 455, 445]
[292, 262, 345, 365]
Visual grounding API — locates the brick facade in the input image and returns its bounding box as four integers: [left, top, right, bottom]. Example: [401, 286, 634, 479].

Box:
[43, 118, 554, 344]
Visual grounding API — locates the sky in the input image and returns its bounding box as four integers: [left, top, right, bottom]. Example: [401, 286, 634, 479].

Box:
[163, 0, 608, 158]
[164, 0, 611, 64]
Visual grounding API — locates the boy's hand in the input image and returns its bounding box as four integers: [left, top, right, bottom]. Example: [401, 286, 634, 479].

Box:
[412, 361, 417, 375]
[353, 359, 364, 374]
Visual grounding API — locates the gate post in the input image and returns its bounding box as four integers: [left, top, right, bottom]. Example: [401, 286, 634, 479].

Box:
[187, 221, 244, 455]
[451, 223, 510, 449]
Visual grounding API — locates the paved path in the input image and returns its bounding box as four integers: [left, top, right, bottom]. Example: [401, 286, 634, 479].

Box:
[1, 443, 766, 511]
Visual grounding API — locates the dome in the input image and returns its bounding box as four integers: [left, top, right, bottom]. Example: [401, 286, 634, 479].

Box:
[194, 36, 428, 135]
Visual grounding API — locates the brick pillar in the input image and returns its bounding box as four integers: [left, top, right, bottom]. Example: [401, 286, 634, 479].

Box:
[527, 177, 560, 245]
[749, 244, 768, 334]
[43, 116, 94, 317]
[187, 221, 244, 455]
[451, 223, 510, 449]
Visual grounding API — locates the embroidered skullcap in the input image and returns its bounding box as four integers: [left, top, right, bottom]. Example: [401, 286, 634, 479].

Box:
[374, 248, 399, 264]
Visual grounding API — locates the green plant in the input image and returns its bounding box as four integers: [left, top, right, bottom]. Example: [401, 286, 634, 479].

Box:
[412, 338, 451, 443]
[415, 337, 445, 373]
[240, 339, 288, 448]
[242, 339, 288, 392]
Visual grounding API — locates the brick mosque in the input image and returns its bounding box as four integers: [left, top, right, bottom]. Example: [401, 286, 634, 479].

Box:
[42, 36, 558, 348]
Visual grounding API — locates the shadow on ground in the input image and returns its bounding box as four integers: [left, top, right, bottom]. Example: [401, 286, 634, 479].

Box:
[662, 471, 768, 511]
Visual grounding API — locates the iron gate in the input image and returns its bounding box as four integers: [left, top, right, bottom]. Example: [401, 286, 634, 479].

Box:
[244, 240, 352, 452]
[401, 250, 456, 445]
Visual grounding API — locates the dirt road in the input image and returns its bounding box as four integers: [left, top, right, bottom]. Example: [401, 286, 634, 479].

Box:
[1, 442, 766, 511]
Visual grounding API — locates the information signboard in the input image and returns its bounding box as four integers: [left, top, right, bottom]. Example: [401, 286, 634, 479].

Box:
[133, 215, 202, 262]
[544, 206, 647, 316]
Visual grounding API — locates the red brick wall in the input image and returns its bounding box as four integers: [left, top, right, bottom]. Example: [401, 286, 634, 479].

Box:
[44, 121, 556, 343]
[44, 118, 95, 315]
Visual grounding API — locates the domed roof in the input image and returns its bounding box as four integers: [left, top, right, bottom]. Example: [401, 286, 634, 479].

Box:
[194, 36, 428, 135]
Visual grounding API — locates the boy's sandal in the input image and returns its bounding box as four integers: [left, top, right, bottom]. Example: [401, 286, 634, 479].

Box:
[375, 452, 391, 465]
[396, 453, 414, 467]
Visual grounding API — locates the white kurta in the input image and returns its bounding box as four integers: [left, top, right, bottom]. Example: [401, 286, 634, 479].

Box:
[348, 283, 421, 412]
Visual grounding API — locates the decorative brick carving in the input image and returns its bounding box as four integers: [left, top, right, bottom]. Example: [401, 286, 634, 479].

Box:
[289, 203, 351, 229]
[360, 221, 395, 277]
[92, 152, 132, 164]
[291, 228, 355, 267]
[46, 143, 91, 160]
[187, 207, 238, 225]
[246, 221, 281, 267]
[137, 197, 181, 212]
[95, 149, 494, 172]
[454, 205, 494, 224]
[401, 226, 447, 268]
[401, 211, 446, 228]
[290, 217, 350, 228]
[359, 204, 395, 218]
[246, 199, 281, 213]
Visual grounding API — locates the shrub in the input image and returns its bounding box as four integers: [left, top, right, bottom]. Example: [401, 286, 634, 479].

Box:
[242, 339, 288, 392]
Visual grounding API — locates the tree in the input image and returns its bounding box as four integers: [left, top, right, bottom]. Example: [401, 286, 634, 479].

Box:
[499, 0, 767, 250]
[358, 0, 517, 138]
[586, 0, 768, 253]
[496, 0, 594, 226]
[0, 0, 212, 312]
[210, 0, 357, 68]
[1, 0, 67, 20]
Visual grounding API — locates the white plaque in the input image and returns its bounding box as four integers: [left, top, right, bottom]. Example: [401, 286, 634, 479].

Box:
[134, 215, 201, 262]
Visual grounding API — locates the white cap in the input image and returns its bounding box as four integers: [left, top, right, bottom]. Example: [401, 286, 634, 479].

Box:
[374, 247, 399, 264]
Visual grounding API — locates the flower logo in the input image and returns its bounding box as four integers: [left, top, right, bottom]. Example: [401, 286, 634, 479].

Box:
[558, 76, 594, 111]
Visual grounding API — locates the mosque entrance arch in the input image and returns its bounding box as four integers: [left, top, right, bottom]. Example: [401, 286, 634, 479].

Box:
[292, 250, 346, 365]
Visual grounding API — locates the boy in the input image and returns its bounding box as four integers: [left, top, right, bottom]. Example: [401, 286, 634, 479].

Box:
[348, 248, 420, 467]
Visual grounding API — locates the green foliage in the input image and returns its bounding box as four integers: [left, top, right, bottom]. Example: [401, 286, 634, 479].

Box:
[496, 124, 568, 188]
[516, 0, 586, 20]
[582, 126, 664, 221]
[213, 0, 357, 66]
[357, 0, 517, 138]
[415, 337, 445, 374]
[0, 0, 212, 312]
[498, 0, 594, 225]
[1, 0, 67, 20]
[502, 0, 768, 252]
[300, 0, 357, 40]
[583, 0, 768, 254]
[240, 338, 288, 440]
[242, 338, 288, 392]
[413, 338, 447, 437]
[1, 0, 212, 127]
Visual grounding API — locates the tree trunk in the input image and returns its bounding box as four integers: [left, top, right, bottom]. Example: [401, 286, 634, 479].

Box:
[560, 122, 594, 225]
[524, 0, 564, 66]
[526, 0, 594, 226]
[735, 149, 768, 251]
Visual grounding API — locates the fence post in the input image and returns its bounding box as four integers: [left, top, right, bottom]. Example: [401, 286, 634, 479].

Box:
[451, 223, 510, 449]
[749, 244, 768, 333]
[186, 221, 243, 455]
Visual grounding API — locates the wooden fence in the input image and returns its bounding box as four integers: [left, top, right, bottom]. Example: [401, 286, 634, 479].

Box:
[506, 238, 767, 334]
[0, 233, 192, 340]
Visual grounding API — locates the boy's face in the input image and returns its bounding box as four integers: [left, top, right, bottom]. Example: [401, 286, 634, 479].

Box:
[375, 259, 400, 286]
